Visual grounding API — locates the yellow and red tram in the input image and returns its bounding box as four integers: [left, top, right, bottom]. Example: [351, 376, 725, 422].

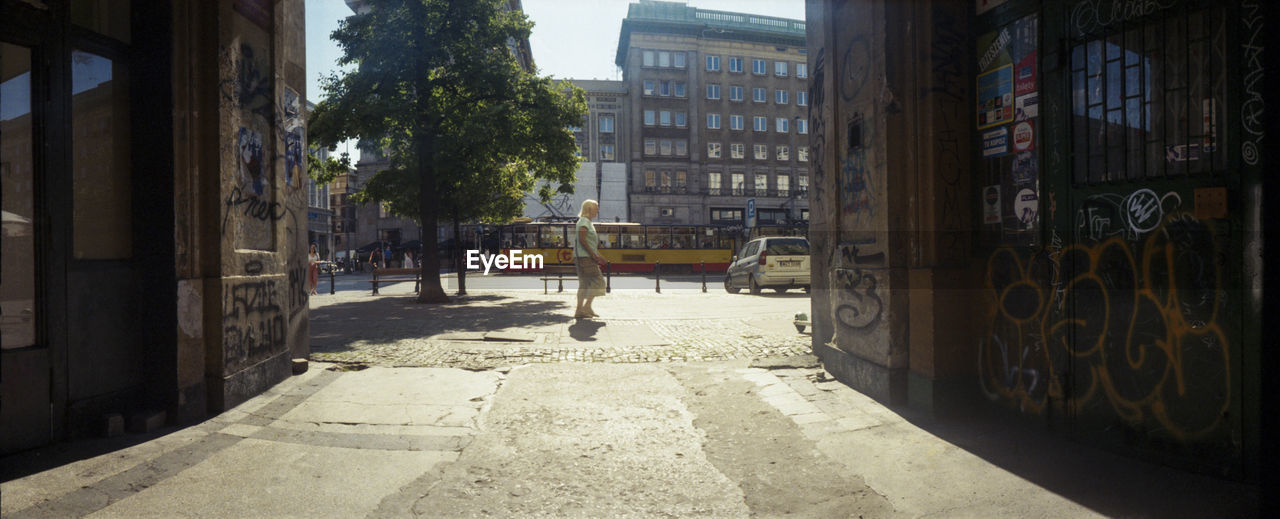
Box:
[494, 222, 741, 272]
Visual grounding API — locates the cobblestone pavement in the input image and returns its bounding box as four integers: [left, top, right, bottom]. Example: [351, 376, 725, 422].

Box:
[308, 282, 812, 370]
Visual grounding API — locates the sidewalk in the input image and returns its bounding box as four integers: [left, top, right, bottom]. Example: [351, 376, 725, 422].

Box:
[1, 288, 1260, 518]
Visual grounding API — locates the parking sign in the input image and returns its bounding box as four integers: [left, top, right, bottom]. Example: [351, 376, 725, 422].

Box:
[746, 198, 756, 228]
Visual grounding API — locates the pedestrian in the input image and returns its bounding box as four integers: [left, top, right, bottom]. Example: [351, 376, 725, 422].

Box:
[369, 247, 382, 270]
[574, 199, 607, 319]
[404, 250, 415, 269]
[307, 243, 320, 295]
[384, 244, 394, 268]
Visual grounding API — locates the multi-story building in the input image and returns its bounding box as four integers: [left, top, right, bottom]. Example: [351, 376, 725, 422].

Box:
[522, 79, 630, 223]
[616, 0, 809, 227]
[305, 102, 335, 260]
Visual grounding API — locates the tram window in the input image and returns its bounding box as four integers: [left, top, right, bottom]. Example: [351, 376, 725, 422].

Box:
[596, 226, 619, 248]
[671, 227, 695, 249]
[508, 226, 537, 248]
[619, 226, 644, 248]
[539, 226, 567, 248]
[647, 227, 670, 249]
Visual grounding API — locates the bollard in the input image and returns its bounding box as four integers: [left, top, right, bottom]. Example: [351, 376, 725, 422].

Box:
[329, 269, 336, 295]
[557, 272, 564, 293]
[655, 262, 661, 293]
[606, 262, 612, 293]
[701, 261, 707, 292]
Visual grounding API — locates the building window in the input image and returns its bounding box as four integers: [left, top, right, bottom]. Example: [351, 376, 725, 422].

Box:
[708, 142, 722, 158]
[731, 173, 745, 195]
[798, 146, 809, 162]
[644, 110, 655, 126]
[753, 87, 766, 103]
[729, 57, 743, 73]
[729, 85, 744, 102]
[730, 114, 744, 131]
[775, 61, 788, 76]
[706, 83, 720, 100]
[776, 145, 789, 161]
[800, 209, 809, 220]
[750, 144, 765, 160]
[601, 144, 615, 161]
[776, 117, 789, 133]
[643, 79, 655, 95]
[711, 207, 744, 223]
[707, 113, 721, 129]
[674, 82, 686, 97]
[777, 174, 790, 196]
[752, 58, 767, 75]
[798, 174, 808, 194]
[675, 170, 687, 192]
[707, 172, 722, 195]
[645, 169, 656, 191]
[660, 171, 671, 192]
[730, 143, 745, 159]
[643, 50, 655, 67]
[660, 140, 672, 156]
[660, 80, 671, 96]
[706, 55, 720, 71]
[797, 91, 808, 106]
[754, 173, 768, 194]
[797, 119, 808, 134]
[675, 111, 687, 127]
[599, 115, 614, 133]
[676, 140, 688, 156]
[658, 51, 670, 67]
[674, 52, 686, 68]
[796, 62, 808, 78]
[645, 138, 657, 155]
[660, 110, 672, 126]
[775, 89, 788, 104]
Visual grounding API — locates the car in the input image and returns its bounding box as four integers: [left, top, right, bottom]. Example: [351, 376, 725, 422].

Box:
[724, 236, 810, 295]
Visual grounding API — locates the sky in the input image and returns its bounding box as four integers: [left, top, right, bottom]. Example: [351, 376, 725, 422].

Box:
[304, 0, 806, 160]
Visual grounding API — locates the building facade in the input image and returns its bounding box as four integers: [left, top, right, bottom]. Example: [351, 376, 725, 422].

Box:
[2, 0, 311, 453]
[617, 1, 810, 227]
[522, 79, 629, 223]
[805, 0, 1277, 480]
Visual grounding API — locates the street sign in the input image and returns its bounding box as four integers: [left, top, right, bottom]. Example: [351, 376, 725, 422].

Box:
[746, 198, 756, 228]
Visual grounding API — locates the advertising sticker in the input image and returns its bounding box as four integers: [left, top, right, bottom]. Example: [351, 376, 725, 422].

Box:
[977, 65, 1014, 129]
[1012, 120, 1034, 152]
[1014, 188, 1038, 226]
[1015, 92, 1039, 120]
[984, 185, 1001, 224]
[982, 127, 1010, 157]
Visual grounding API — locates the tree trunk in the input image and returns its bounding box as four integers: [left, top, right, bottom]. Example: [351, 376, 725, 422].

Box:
[453, 210, 467, 296]
[416, 134, 450, 303]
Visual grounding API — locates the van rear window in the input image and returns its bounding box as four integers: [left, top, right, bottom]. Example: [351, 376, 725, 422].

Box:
[766, 238, 809, 255]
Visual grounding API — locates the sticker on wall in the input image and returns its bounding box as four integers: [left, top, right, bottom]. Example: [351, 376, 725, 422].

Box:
[984, 185, 1002, 224]
[982, 127, 1010, 157]
[977, 65, 1014, 129]
[1167, 144, 1202, 162]
[283, 87, 302, 188]
[1015, 92, 1039, 120]
[1202, 98, 1217, 152]
[1015, 50, 1037, 96]
[1012, 120, 1035, 152]
[1012, 151, 1037, 184]
[238, 127, 266, 196]
[1014, 188, 1038, 226]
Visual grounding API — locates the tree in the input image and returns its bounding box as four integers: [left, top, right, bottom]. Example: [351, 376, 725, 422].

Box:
[309, 0, 586, 303]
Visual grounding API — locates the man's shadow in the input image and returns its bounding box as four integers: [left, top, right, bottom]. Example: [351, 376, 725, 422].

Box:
[567, 319, 606, 341]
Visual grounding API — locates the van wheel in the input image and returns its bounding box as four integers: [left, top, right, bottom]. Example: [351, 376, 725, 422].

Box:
[724, 277, 740, 294]
[749, 277, 762, 295]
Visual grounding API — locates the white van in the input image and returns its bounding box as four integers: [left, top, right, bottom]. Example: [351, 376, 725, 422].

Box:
[724, 236, 810, 294]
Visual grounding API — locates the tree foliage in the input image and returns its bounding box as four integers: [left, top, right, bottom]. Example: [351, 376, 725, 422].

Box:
[309, 0, 587, 302]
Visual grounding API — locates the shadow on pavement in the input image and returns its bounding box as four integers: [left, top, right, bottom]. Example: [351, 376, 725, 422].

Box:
[891, 403, 1259, 517]
[310, 293, 572, 353]
[567, 319, 605, 341]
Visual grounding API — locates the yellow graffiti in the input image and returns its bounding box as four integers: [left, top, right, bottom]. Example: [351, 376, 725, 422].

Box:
[980, 212, 1230, 442]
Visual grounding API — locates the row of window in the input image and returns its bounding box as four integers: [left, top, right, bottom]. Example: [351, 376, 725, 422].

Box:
[710, 207, 809, 224]
[643, 171, 811, 195]
[641, 81, 809, 106]
[576, 144, 617, 161]
[706, 114, 808, 134]
[706, 143, 810, 162]
[705, 56, 808, 78]
[643, 139, 690, 157]
[639, 50, 808, 79]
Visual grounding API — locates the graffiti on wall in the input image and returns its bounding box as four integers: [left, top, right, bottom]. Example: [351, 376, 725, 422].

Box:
[223, 278, 286, 370]
[839, 36, 871, 103]
[1075, 188, 1182, 242]
[979, 211, 1230, 442]
[1241, 1, 1265, 166]
[1070, 0, 1177, 37]
[840, 148, 875, 222]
